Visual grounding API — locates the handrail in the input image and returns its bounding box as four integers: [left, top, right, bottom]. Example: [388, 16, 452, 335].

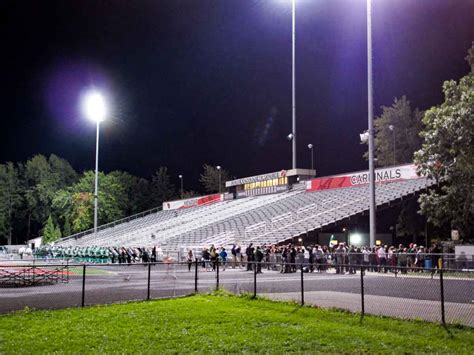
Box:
[58, 205, 165, 242]
[271, 212, 293, 223]
[296, 203, 316, 215]
[245, 221, 267, 232]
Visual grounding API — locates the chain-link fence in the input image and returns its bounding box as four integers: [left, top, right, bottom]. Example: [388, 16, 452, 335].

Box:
[1, 259, 472, 327]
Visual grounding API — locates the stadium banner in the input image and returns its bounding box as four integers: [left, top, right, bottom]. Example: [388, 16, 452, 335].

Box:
[163, 193, 222, 210]
[306, 164, 419, 192]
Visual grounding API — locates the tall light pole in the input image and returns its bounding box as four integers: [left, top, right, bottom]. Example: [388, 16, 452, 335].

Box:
[307, 144, 314, 171]
[291, 0, 297, 169]
[216, 165, 222, 194]
[388, 124, 396, 165]
[367, 0, 376, 247]
[178, 175, 183, 199]
[82, 90, 107, 238]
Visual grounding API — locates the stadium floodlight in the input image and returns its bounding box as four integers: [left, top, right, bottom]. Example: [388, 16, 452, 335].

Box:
[178, 175, 183, 199]
[83, 90, 107, 123]
[82, 89, 108, 238]
[307, 143, 314, 171]
[359, 131, 369, 143]
[216, 166, 222, 194]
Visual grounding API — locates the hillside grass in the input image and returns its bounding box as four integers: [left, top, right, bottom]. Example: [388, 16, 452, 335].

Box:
[0, 292, 472, 354]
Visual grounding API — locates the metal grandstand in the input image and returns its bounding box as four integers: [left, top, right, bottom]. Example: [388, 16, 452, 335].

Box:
[55, 163, 434, 252]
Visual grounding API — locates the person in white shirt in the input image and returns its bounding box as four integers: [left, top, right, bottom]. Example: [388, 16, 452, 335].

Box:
[18, 246, 25, 260]
[377, 246, 387, 273]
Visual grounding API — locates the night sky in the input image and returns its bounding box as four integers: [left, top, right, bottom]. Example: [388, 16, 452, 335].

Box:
[1, 0, 473, 192]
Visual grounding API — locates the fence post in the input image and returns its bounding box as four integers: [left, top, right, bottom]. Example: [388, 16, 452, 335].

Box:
[81, 264, 86, 307]
[253, 262, 257, 299]
[216, 260, 220, 291]
[194, 258, 198, 293]
[440, 268, 446, 326]
[300, 264, 304, 306]
[147, 263, 151, 300]
[360, 266, 365, 320]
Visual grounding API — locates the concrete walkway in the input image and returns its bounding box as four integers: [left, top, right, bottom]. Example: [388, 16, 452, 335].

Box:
[264, 291, 474, 327]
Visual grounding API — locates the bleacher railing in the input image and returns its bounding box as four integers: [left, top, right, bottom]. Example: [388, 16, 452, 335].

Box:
[57, 205, 166, 243]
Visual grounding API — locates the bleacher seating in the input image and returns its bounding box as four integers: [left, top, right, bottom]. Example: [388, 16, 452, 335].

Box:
[55, 177, 434, 252]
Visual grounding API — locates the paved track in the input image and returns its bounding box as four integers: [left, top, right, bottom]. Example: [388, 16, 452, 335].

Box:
[1, 263, 472, 326]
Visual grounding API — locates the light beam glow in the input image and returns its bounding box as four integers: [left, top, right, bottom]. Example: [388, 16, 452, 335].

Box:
[82, 90, 107, 123]
[350, 233, 362, 245]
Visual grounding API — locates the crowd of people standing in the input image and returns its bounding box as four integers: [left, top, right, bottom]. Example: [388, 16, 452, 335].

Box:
[32, 242, 447, 274]
[194, 242, 445, 274]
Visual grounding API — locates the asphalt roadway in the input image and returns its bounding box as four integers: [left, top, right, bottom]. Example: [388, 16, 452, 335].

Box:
[1, 262, 472, 326]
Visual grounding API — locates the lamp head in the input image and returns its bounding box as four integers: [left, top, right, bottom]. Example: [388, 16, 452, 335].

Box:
[83, 90, 107, 123]
[287, 133, 293, 141]
[307, 143, 313, 149]
[359, 131, 369, 143]
[388, 125, 395, 131]
[216, 165, 221, 170]
[178, 175, 183, 179]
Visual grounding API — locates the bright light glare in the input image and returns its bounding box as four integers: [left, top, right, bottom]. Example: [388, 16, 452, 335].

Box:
[350, 233, 362, 245]
[359, 132, 369, 143]
[83, 91, 107, 123]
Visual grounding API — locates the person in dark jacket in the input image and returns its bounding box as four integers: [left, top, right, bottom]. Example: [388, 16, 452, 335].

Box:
[202, 248, 210, 270]
[231, 245, 237, 269]
[255, 246, 264, 273]
[290, 247, 297, 272]
[335, 244, 346, 274]
[246, 243, 254, 271]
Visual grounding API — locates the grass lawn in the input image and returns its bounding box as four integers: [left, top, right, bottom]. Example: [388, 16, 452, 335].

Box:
[0, 293, 472, 354]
